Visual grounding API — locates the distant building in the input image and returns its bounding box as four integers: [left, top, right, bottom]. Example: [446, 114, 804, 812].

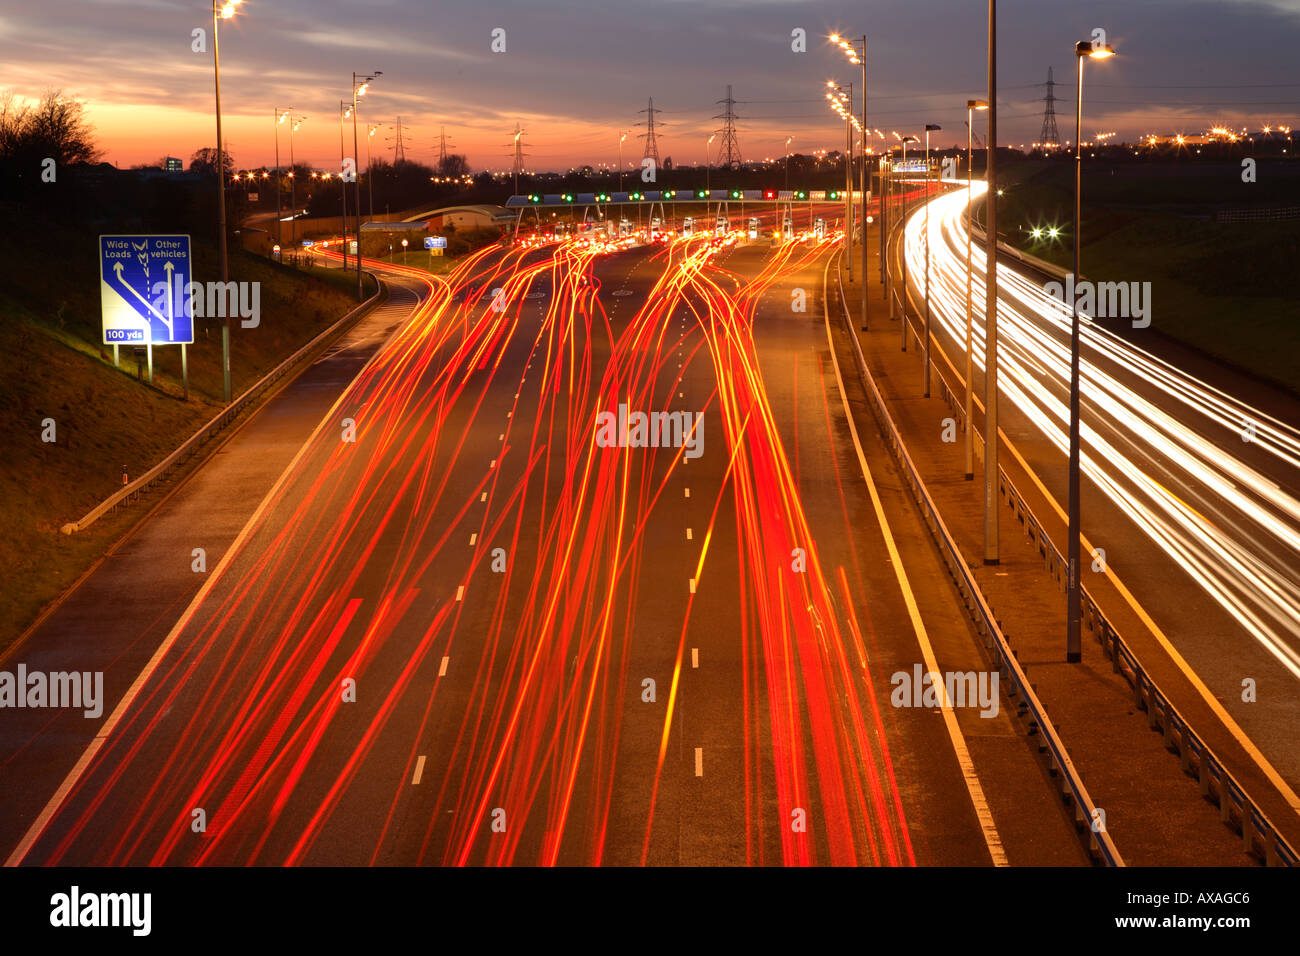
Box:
[165, 157, 183, 172]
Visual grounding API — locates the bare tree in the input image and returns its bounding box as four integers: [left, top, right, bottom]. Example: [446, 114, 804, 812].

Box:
[189, 146, 235, 178]
[20, 89, 99, 165]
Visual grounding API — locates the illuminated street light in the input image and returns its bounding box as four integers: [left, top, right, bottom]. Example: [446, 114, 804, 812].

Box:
[273, 106, 291, 249]
[1066, 37, 1117, 662]
[210, 0, 242, 404]
[351, 71, 382, 300]
[619, 130, 627, 192]
[288, 115, 304, 248]
[984, 0, 1000, 565]
[831, 32, 870, 329]
[340, 101, 352, 271]
[922, 123, 941, 397]
[827, 81, 854, 282]
[963, 98, 988, 481]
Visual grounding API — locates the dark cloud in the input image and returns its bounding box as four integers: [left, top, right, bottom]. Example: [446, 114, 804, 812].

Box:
[1, 0, 1296, 168]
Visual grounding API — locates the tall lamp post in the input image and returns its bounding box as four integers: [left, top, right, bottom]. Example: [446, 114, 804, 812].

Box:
[984, 0, 999, 566]
[1067, 37, 1116, 662]
[619, 131, 627, 192]
[826, 82, 853, 281]
[513, 128, 524, 195]
[211, 0, 241, 405]
[922, 123, 941, 396]
[351, 71, 381, 301]
[964, 99, 989, 481]
[273, 107, 290, 249]
[784, 135, 793, 191]
[367, 123, 382, 219]
[898, 134, 917, 352]
[339, 101, 352, 271]
[875, 129, 887, 285]
[705, 133, 715, 218]
[288, 116, 303, 250]
[832, 34, 869, 329]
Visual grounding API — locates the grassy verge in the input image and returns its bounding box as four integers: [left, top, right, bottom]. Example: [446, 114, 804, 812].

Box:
[984, 160, 1300, 393]
[0, 224, 372, 651]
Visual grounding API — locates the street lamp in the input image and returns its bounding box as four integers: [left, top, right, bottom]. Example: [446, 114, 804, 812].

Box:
[984, 0, 1000, 566]
[827, 81, 853, 281]
[897, 134, 917, 353]
[784, 135, 793, 191]
[288, 116, 303, 249]
[274, 107, 290, 249]
[367, 123, 382, 219]
[964, 99, 988, 481]
[705, 133, 716, 213]
[922, 123, 941, 396]
[339, 101, 352, 271]
[832, 33, 869, 329]
[352, 70, 381, 301]
[619, 131, 627, 192]
[1067, 37, 1116, 663]
[211, 0, 242, 404]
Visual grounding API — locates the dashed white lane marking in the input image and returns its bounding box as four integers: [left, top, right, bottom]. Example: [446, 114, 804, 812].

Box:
[469, 532, 477, 546]
[480, 492, 488, 502]
[412, 755, 427, 785]
[439, 656, 449, 676]
[689, 578, 696, 594]
[455, 585, 465, 602]
[490, 459, 496, 469]
[498, 434, 504, 441]
[691, 647, 699, 668]
[686, 527, 693, 540]
[694, 748, 703, 777]
[684, 487, 691, 498]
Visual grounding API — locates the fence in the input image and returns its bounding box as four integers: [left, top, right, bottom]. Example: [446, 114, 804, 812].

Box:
[61, 281, 384, 535]
[885, 213, 1298, 866]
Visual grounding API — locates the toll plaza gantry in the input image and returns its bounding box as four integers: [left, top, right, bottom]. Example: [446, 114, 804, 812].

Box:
[504, 189, 857, 239]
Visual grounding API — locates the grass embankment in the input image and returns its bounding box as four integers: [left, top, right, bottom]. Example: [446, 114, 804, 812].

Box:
[0, 220, 373, 651]
[984, 160, 1300, 392]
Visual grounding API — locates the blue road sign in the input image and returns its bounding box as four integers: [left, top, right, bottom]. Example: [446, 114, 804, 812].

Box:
[425, 236, 448, 249]
[99, 235, 194, 345]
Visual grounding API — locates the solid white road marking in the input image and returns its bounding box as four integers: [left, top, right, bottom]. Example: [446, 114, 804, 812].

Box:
[412, 755, 427, 785]
[821, 253, 1007, 867]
